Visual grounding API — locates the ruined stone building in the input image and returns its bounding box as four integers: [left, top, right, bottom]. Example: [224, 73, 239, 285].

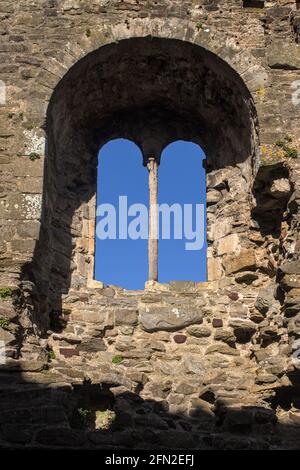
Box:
[0, 0, 300, 449]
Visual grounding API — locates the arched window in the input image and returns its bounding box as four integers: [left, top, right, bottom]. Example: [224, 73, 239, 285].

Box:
[95, 139, 148, 290]
[40, 37, 258, 299]
[159, 141, 207, 283]
[95, 139, 207, 289]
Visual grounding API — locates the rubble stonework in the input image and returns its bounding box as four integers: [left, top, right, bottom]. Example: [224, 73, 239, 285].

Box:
[1, 0, 300, 449]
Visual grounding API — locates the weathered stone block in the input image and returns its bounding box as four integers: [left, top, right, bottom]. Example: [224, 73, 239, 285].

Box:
[255, 287, 275, 314]
[183, 354, 205, 375]
[16, 177, 42, 194]
[228, 318, 256, 331]
[77, 338, 106, 353]
[280, 261, 300, 275]
[255, 373, 278, 385]
[10, 239, 36, 253]
[216, 234, 239, 256]
[174, 381, 199, 395]
[208, 217, 232, 240]
[214, 328, 236, 345]
[140, 306, 203, 332]
[145, 380, 172, 399]
[114, 309, 138, 326]
[16, 221, 40, 239]
[169, 281, 196, 292]
[224, 250, 256, 274]
[186, 325, 210, 338]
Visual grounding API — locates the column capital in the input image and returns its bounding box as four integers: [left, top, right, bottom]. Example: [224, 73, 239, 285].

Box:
[144, 155, 160, 167]
[146, 156, 159, 171]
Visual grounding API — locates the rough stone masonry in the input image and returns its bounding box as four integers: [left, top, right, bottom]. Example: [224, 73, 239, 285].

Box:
[1, 0, 300, 450]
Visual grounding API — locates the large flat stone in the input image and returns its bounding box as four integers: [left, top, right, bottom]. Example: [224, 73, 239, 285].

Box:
[77, 338, 106, 353]
[140, 306, 203, 332]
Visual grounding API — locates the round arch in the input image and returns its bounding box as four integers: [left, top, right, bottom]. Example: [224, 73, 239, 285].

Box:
[32, 35, 260, 305]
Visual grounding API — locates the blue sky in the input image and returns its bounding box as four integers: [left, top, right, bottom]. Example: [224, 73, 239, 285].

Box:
[95, 139, 206, 289]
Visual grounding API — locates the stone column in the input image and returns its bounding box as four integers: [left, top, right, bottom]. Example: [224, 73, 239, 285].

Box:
[147, 157, 159, 282]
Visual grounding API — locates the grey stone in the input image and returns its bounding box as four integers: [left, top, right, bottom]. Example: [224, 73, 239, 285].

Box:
[140, 306, 203, 332]
[146, 380, 172, 398]
[183, 355, 205, 375]
[280, 262, 300, 275]
[214, 329, 236, 345]
[255, 373, 278, 385]
[114, 309, 138, 326]
[186, 325, 211, 337]
[174, 381, 199, 395]
[255, 287, 275, 315]
[78, 338, 106, 353]
[228, 318, 257, 331]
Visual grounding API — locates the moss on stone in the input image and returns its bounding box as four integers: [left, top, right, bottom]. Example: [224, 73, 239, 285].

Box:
[275, 138, 298, 159]
[0, 287, 14, 299]
[0, 317, 10, 328]
[47, 350, 56, 361]
[112, 355, 123, 364]
[28, 152, 40, 161]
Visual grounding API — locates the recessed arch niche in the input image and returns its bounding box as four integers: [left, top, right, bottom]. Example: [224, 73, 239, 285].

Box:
[30, 36, 259, 309]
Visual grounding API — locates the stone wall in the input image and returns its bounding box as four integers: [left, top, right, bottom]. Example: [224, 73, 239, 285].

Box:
[1, 158, 300, 449]
[1, 0, 300, 291]
[1, 0, 300, 450]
